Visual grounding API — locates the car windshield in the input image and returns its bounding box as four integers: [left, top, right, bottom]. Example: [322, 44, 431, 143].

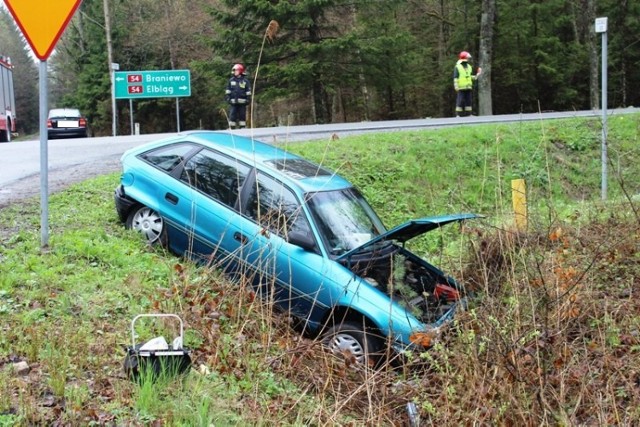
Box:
[306, 188, 387, 256]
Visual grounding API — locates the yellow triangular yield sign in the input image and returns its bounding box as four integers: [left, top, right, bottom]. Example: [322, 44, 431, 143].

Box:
[4, 0, 83, 60]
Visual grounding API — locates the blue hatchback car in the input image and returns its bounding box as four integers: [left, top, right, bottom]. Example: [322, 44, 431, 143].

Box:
[115, 131, 479, 364]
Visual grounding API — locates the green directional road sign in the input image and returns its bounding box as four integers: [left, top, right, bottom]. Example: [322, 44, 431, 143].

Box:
[114, 70, 191, 99]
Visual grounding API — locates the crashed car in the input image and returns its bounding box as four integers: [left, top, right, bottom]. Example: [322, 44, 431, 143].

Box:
[114, 131, 479, 363]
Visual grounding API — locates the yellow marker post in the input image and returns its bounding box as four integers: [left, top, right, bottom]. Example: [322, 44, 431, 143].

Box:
[512, 179, 527, 231]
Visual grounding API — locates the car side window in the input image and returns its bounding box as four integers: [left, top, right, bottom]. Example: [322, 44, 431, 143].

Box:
[246, 173, 312, 239]
[180, 149, 250, 209]
[139, 143, 194, 172]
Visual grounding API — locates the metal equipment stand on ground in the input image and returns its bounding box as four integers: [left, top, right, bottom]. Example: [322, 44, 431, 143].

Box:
[123, 313, 191, 380]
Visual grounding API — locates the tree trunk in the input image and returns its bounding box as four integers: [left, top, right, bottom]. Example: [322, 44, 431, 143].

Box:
[308, 19, 329, 124]
[619, 0, 629, 107]
[478, 0, 495, 116]
[586, 0, 599, 109]
[352, 5, 370, 121]
[438, 0, 447, 117]
[103, 0, 116, 136]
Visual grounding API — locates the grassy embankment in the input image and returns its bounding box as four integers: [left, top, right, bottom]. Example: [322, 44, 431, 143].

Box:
[0, 115, 639, 425]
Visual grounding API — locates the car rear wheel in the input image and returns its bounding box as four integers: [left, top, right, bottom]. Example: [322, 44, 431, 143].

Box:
[0, 127, 10, 143]
[126, 205, 165, 244]
[322, 321, 382, 366]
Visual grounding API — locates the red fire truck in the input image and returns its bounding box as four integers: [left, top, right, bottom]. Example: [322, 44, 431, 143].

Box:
[0, 55, 16, 143]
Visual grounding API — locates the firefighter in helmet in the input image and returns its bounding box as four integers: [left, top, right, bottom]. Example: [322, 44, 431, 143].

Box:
[453, 51, 482, 117]
[225, 63, 252, 128]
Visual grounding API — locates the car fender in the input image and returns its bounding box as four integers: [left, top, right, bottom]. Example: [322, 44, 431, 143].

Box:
[330, 275, 425, 346]
[120, 182, 162, 216]
[119, 158, 179, 215]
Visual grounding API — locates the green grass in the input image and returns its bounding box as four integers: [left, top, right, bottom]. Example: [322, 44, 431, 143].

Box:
[287, 115, 639, 259]
[0, 115, 638, 425]
[288, 116, 638, 218]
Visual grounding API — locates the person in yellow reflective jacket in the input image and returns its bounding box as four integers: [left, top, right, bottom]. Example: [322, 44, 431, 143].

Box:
[453, 51, 482, 117]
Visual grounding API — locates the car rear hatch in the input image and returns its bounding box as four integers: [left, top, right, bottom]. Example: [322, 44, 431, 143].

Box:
[48, 110, 85, 129]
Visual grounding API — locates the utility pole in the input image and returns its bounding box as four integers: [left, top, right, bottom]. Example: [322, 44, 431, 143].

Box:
[103, 0, 117, 136]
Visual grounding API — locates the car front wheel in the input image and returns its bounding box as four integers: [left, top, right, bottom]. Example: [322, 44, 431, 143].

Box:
[126, 205, 165, 244]
[322, 321, 382, 366]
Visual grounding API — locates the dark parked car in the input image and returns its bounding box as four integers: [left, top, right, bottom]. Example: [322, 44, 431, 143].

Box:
[114, 131, 480, 364]
[47, 108, 89, 139]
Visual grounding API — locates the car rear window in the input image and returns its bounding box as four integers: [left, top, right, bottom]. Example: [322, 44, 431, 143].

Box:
[49, 109, 81, 118]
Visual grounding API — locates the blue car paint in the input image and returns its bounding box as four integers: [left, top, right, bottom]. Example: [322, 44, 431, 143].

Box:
[116, 131, 479, 352]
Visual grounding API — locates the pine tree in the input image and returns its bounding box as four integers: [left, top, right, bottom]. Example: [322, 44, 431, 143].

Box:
[207, 0, 370, 125]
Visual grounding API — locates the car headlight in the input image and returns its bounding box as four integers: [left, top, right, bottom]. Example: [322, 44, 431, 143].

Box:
[409, 327, 441, 348]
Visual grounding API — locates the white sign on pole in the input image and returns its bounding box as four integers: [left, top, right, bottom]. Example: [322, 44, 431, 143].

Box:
[595, 17, 608, 33]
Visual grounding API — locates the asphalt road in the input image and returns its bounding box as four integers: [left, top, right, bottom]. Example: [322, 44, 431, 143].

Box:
[0, 133, 172, 208]
[0, 108, 637, 208]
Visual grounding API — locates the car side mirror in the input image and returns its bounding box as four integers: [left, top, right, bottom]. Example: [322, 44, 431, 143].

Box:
[287, 230, 316, 252]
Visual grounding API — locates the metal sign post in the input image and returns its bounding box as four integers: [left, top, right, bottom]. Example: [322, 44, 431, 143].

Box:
[595, 17, 608, 201]
[4, 0, 84, 249]
[129, 99, 134, 135]
[176, 98, 181, 132]
[38, 60, 48, 247]
[111, 62, 119, 136]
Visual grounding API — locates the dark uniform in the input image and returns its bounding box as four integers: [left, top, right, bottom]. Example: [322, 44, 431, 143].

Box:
[225, 64, 252, 128]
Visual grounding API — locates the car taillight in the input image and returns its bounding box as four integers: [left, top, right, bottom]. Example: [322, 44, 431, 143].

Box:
[79, 118, 87, 127]
[47, 119, 53, 128]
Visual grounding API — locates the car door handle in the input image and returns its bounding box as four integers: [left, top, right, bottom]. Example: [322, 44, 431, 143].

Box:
[234, 232, 248, 245]
[165, 192, 179, 205]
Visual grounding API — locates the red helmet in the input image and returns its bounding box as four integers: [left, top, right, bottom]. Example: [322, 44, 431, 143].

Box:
[232, 63, 245, 74]
[459, 51, 472, 61]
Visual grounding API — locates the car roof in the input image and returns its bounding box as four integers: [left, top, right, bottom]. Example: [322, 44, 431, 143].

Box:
[127, 131, 353, 193]
[48, 108, 81, 117]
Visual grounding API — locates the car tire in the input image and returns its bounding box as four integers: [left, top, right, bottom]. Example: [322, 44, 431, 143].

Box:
[126, 205, 166, 245]
[322, 321, 382, 366]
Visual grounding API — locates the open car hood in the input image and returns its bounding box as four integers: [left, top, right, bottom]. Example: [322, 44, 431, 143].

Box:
[336, 213, 481, 261]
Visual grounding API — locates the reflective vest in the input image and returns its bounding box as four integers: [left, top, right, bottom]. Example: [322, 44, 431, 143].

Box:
[455, 62, 473, 90]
